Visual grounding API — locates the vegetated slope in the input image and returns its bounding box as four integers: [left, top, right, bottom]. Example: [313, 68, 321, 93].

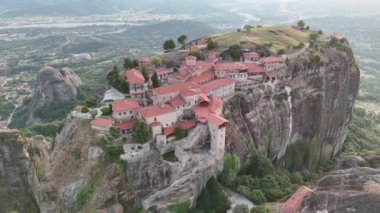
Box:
[211, 26, 311, 52]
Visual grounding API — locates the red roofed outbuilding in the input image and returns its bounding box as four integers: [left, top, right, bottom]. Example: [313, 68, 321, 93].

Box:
[112, 99, 140, 120]
[91, 118, 113, 132]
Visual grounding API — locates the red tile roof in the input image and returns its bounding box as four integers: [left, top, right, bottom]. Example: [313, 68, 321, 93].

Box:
[163, 120, 197, 136]
[91, 118, 113, 128]
[241, 52, 260, 60]
[261, 56, 285, 63]
[214, 62, 247, 72]
[156, 69, 172, 76]
[243, 63, 264, 74]
[198, 93, 210, 103]
[152, 82, 200, 96]
[281, 186, 313, 213]
[125, 69, 145, 84]
[209, 97, 223, 113]
[208, 113, 228, 126]
[265, 71, 284, 78]
[193, 61, 213, 72]
[186, 71, 215, 85]
[201, 78, 235, 93]
[112, 99, 140, 113]
[149, 121, 162, 127]
[137, 104, 176, 118]
[169, 96, 186, 107]
[115, 119, 137, 130]
[181, 89, 199, 97]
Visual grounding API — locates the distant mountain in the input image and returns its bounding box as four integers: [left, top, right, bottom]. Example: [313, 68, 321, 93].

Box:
[124, 20, 220, 42]
[0, 0, 127, 16]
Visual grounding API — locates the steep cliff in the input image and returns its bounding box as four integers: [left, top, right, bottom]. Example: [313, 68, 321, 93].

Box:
[225, 45, 360, 161]
[0, 130, 49, 212]
[26, 66, 82, 124]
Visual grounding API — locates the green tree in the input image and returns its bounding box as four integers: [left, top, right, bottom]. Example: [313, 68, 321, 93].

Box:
[85, 98, 97, 108]
[163, 39, 176, 50]
[140, 66, 149, 81]
[309, 33, 319, 43]
[81, 106, 89, 113]
[246, 154, 275, 178]
[124, 57, 138, 69]
[247, 190, 266, 205]
[220, 153, 240, 186]
[290, 172, 304, 185]
[132, 120, 151, 143]
[101, 104, 113, 116]
[177, 34, 188, 46]
[151, 71, 160, 88]
[196, 177, 230, 213]
[110, 126, 120, 137]
[152, 56, 163, 67]
[228, 44, 242, 61]
[107, 65, 128, 93]
[297, 20, 306, 29]
[207, 39, 218, 50]
[277, 49, 285, 55]
[174, 126, 187, 139]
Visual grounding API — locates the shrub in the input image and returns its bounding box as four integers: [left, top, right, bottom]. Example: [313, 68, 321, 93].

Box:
[277, 49, 285, 55]
[100, 105, 112, 116]
[228, 45, 242, 61]
[220, 153, 240, 186]
[246, 154, 275, 178]
[168, 200, 190, 213]
[85, 98, 97, 108]
[105, 145, 124, 162]
[250, 205, 269, 213]
[207, 39, 218, 50]
[247, 190, 266, 205]
[234, 204, 249, 213]
[174, 126, 187, 139]
[290, 172, 304, 185]
[75, 185, 93, 209]
[81, 106, 89, 113]
[195, 177, 230, 213]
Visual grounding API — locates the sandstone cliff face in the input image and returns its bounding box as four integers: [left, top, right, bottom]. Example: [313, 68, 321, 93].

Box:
[27, 66, 82, 123]
[0, 130, 48, 212]
[302, 167, 380, 213]
[225, 46, 360, 161]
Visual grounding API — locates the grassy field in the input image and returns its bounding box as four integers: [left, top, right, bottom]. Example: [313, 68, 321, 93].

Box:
[210, 26, 311, 53]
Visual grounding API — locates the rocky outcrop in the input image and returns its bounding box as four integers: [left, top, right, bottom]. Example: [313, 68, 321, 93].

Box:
[0, 130, 49, 212]
[27, 66, 82, 123]
[302, 167, 380, 213]
[225, 45, 360, 161]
